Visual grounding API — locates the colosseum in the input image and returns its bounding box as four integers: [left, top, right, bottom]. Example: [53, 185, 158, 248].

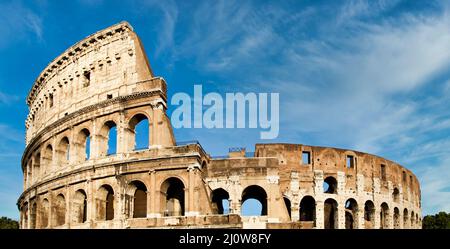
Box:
[17, 21, 421, 229]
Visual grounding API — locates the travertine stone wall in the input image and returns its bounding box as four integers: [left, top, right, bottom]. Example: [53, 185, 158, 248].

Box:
[18, 22, 421, 229]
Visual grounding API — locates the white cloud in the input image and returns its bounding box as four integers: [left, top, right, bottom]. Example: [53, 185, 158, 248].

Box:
[0, 1, 43, 48]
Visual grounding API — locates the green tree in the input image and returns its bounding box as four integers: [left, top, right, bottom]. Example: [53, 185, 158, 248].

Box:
[0, 216, 19, 229]
[422, 212, 450, 229]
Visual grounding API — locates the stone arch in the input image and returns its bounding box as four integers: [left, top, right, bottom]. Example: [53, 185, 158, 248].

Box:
[127, 180, 148, 218]
[160, 177, 185, 216]
[364, 200, 375, 228]
[42, 144, 53, 174]
[98, 120, 118, 156]
[211, 188, 230, 215]
[22, 202, 29, 229]
[324, 198, 338, 229]
[128, 113, 150, 151]
[299, 196, 316, 223]
[30, 202, 37, 229]
[96, 184, 115, 221]
[53, 194, 66, 226]
[403, 208, 409, 228]
[380, 202, 389, 229]
[393, 207, 400, 229]
[345, 198, 358, 229]
[241, 185, 268, 216]
[40, 198, 49, 228]
[323, 176, 337, 194]
[73, 189, 88, 223]
[411, 211, 415, 228]
[76, 128, 91, 162]
[56, 137, 70, 167]
[392, 188, 400, 202]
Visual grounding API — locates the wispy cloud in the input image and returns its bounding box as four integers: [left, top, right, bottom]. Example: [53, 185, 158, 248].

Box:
[0, 91, 20, 105]
[0, 1, 43, 48]
[155, 0, 450, 214]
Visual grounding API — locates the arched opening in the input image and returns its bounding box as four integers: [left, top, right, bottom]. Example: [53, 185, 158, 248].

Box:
[283, 197, 291, 219]
[299, 196, 316, 224]
[411, 211, 415, 228]
[241, 185, 267, 216]
[323, 176, 337, 194]
[33, 153, 41, 182]
[161, 177, 185, 216]
[42, 145, 53, 174]
[324, 198, 338, 229]
[211, 188, 230, 215]
[57, 137, 70, 167]
[416, 214, 419, 227]
[403, 208, 409, 228]
[129, 181, 147, 218]
[96, 185, 115, 221]
[77, 129, 91, 162]
[73, 190, 87, 223]
[129, 114, 149, 151]
[392, 188, 400, 202]
[30, 202, 37, 229]
[380, 202, 389, 229]
[22, 203, 29, 229]
[393, 207, 400, 229]
[345, 198, 358, 229]
[99, 121, 117, 156]
[364, 200, 375, 228]
[40, 199, 49, 228]
[54, 194, 66, 226]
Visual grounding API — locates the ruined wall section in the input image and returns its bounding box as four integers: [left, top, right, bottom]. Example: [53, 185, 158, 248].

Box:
[25, 21, 154, 145]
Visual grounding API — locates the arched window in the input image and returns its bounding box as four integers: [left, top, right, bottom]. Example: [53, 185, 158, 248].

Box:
[129, 114, 149, 151]
[392, 188, 400, 202]
[77, 129, 91, 161]
[241, 185, 267, 216]
[403, 208, 409, 228]
[364, 200, 375, 228]
[393, 207, 400, 229]
[323, 176, 337, 194]
[57, 137, 70, 166]
[211, 188, 230, 215]
[128, 181, 147, 218]
[411, 211, 415, 228]
[42, 145, 53, 174]
[324, 198, 338, 229]
[345, 198, 358, 229]
[380, 202, 389, 229]
[299, 196, 316, 223]
[73, 190, 88, 223]
[161, 177, 185, 216]
[99, 121, 117, 156]
[40, 199, 49, 228]
[54, 194, 66, 226]
[96, 185, 115, 221]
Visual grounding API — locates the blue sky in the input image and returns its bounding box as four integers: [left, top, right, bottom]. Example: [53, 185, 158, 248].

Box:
[1, 0, 450, 219]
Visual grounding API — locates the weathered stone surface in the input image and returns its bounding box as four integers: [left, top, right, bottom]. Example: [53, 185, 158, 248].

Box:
[18, 22, 421, 229]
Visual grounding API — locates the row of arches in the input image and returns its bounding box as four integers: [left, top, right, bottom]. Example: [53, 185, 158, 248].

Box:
[21, 177, 184, 228]
[24, 114, 151, 187]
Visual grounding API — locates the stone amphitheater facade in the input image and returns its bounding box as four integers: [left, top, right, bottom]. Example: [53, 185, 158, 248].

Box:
[17, 22, 422, 229]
